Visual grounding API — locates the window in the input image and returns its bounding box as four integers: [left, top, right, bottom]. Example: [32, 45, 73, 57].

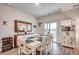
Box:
[44, 23, 50, 34]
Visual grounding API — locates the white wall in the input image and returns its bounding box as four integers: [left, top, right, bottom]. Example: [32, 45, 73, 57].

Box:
[75, 18, 79, 47]
[0, 4, 38, 51]
[0, 4, 38, 37]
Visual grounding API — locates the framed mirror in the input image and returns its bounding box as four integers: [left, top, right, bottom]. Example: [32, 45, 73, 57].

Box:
[14, 20, 32, 32]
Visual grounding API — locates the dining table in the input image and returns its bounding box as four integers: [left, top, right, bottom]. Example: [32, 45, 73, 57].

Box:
[25, 37, 42, 55]
[26, 40, 41, 55]
[25, 35, 49, 55]
[17, 34, 50, 55]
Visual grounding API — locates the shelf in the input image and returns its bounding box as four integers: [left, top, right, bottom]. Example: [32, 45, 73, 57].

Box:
[2, 37, 13, 52]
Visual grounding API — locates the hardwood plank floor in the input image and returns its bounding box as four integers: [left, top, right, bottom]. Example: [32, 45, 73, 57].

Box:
[43, 43, 79, 55]
[0, 48, 17, 55]
[0, 43, 79, 55]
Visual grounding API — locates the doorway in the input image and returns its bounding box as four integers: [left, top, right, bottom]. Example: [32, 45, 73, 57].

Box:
[44, 22, 57, 42]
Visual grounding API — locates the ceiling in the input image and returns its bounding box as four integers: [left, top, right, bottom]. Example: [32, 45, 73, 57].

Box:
[3, 3, 79, 17]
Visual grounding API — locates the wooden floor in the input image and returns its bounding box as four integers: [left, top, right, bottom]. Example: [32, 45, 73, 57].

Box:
[0, 48, 17, 55]
[0, 43, 79, 55]
[43, 43, 79, 55]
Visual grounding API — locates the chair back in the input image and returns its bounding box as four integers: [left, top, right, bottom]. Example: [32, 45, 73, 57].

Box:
[46, 35, 53, 44]
[41, 36, 48, 47]
[19, 39, 28, 51]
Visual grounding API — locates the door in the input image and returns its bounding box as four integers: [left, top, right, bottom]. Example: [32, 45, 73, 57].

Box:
[44, 22, 57, 42]
[50, 22, 57, 42]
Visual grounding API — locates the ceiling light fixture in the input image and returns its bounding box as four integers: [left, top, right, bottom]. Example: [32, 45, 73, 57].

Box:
[35, 3, 39, 6]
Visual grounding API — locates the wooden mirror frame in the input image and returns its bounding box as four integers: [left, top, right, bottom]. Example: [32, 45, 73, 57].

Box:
[14, 20, 32, 33]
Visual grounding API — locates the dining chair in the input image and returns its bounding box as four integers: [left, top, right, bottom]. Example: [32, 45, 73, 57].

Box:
[17, 39, 22, 55]
[36, 36, 47, 55]
[45, 35, 53, 54]
[17, 39, 32, 55]
[49, 35, 53, 48]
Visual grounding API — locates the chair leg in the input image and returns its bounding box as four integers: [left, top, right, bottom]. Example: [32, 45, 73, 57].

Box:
[49, 44, 50, 52]
[20, 50, 22, 55]
[18, 46, 21, 55]
[50, 43, 52, 50]
[47, 45, 49, 53]
[48, 44, 51, 53]
[45, 45, 47, 51]
[40, 51, 42, 55]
